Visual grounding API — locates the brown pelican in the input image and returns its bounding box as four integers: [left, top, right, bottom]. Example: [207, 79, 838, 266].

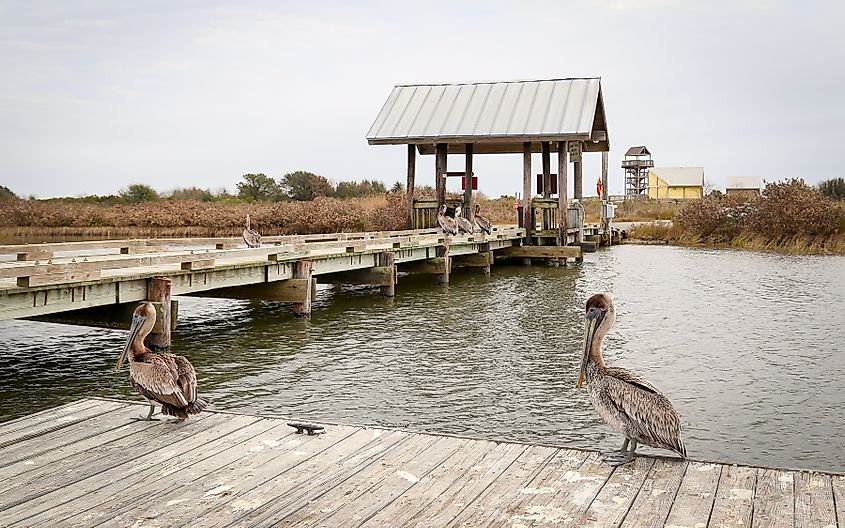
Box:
[243, 214, 261, 248]
[577, 293, 686, 465]
[437, 204, 458, 235]
[473, 204, 492, 235]
[454, 206, 474, 235]
[115, 302, 208, 421]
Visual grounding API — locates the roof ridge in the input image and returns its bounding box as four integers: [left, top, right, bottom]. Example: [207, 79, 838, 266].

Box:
[394, 77, 601, 88]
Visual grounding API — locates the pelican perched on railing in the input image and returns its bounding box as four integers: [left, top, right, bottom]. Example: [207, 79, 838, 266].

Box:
[243, 214, 261, 248]
[454, 206, 474, 234]
[115, 302, 208, 421]
[577, 293, 686, 465]
[437, 204, 458, 235]
[473, 204, 492, 235]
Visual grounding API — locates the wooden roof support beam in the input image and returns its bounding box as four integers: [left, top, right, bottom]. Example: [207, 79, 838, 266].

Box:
[522, 142, 533, 244]
[407, 144, 416, 230]
[463, 143, 473, 220]
[558, 141, 569, 246]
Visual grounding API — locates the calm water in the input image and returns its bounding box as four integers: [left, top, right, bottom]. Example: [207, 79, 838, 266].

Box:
[1, 245, 844, 472]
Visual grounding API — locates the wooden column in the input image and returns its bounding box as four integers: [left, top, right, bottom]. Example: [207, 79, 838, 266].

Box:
[378, 252, 396, 297]
[574, 157, 583, 201]
[541, 142, 551, 231]
[292, 260, 313, 316]
[601, 150, 610, 242]
[522, 142, 533, 243]
[463, 143, 473, 220]
[436, 245, 450, 285]
[481, 242, 491, 276]
[435, 143, 447, 209]
[406, 144, 416, 229]
[147, 276, 171, 351]
[557, 141, 568, 246]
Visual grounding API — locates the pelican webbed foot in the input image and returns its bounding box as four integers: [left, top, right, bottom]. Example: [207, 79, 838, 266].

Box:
[130, 403, 159, 422]
[601, 438, 637, 466]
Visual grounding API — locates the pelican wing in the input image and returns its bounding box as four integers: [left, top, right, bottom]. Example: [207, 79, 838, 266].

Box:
[456, 216, 474, 234]
[130, 356, 189, 409]
[603, 367, 686, 456]
[172, 355, 198, 403]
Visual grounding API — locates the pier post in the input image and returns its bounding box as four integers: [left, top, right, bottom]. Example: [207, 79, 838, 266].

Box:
[463, 143, 473, 220]
[574, 158, 583, 201]
[481, 243, 492, 276]
[147, 276, 171, 351]
[406, 144, 416, 229]
[601, 150, 610, 245]
[436, 245, 450, 285]
[542, 142, 551, 230]
[292, 260, 313, 317]
[522, 142, 533, 243]
[378, 252, 396, 297]
[435, 143, 447, 209]
[558, 141, 568, 246]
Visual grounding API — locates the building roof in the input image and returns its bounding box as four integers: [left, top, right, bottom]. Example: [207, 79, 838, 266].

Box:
[649, 167, 704, 187]
[725, 176, 761, 190]
[624, 146, 651, 156]
[366, 77, 609, 155]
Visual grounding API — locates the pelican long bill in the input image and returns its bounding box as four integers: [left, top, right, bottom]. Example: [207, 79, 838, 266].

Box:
[577, 307, 603, 389]
[116, 314, 145, 371]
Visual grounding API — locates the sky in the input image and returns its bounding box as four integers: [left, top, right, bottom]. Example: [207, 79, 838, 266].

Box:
[1, 0, 843, 199]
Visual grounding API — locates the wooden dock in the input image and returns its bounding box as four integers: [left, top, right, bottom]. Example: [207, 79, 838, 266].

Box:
[1, 399, 842, 527]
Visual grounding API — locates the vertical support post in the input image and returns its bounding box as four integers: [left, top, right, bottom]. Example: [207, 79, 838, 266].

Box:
[292, 260, 313, 317]
[406, 144, 416, 229]
[574, 157, 583, 201]
[557, 141, 568, 246]
[435, 143, 447, 209]
[436, 245, 450, 284]
[541, 141, 551, 231]
[463, 143, 473, 220]
[147, 277, 171, 351]
[601, 150, 610, 244]
[522, 142, 533, 244]
[379, 251, 396, 297]
[480, 242, 491, 276]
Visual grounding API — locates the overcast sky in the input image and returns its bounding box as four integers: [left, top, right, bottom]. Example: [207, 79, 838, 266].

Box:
[1, 0, 842, 198]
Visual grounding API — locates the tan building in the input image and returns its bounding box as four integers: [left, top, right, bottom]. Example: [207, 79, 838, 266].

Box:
[647, 167, 704, 199]
[725, 176, 761, 198]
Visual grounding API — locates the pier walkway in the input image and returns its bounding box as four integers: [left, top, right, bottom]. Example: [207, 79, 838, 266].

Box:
[0, 398, 842, 527]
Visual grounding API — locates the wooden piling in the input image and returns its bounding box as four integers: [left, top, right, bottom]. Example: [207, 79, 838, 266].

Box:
[146, 276, 172, 350]
[464, 144, 473, 219]
[522, 142, 533, 243]
[406, 145, 416, 229]
[574, 158, 583, 201]
[378, 252, 396, 297]
[558, 141, 568, 245]
[292, 260, 313, 316]
[541, 142, 551, 230]
[436, 245, 450, 285]
[435, 144, 447, 209]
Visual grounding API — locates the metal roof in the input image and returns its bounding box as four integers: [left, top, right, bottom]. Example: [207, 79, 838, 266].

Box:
[649, 167, 705, 187]
[725, 176, 760, 190]
[366, 78, 609, 155]
[624, 146, 651, 156]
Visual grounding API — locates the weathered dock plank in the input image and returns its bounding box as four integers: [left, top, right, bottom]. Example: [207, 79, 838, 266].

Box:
[0, 399, 842, 528]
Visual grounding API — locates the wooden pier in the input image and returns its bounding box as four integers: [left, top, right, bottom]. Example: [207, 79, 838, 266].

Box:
[0, 226, 592, 346]
[0, 398, 842, 527]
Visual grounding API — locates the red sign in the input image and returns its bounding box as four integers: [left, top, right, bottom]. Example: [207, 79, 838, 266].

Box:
[461, 176, 478, 191]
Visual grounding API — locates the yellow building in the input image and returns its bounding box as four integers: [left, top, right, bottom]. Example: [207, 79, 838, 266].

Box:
[647, 167, 704, 199]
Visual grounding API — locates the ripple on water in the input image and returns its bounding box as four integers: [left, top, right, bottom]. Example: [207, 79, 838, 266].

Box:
[0, 245, 843, 472]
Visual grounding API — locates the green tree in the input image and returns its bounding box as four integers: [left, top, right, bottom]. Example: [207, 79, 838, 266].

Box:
[280, 171, 334, 201]
[119, 183, 159, 203]
[334, 179, 388, 198]
[169, 186, 215, 201]
[389, 181, 404, 193]
[818, 177, 845, 200]
[237, 173, 281, 201]
[0, 185, 18, 201]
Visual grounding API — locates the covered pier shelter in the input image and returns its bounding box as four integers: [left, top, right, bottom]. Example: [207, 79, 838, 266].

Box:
[366, 77, 610, 246]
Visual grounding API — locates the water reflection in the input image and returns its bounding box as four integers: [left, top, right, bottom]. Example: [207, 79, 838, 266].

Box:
[0, 245, 843, 472]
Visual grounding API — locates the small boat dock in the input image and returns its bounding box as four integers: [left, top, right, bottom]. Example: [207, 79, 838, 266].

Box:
[1, 398, 841, 527]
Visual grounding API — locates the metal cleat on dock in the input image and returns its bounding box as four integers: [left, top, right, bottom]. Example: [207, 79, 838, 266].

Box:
[287, 421, 325, 435]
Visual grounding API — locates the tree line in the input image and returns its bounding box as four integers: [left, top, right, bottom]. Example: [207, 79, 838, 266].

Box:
[0, 172, 404, 204]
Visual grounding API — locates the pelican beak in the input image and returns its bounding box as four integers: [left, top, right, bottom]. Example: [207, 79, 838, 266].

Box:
[577, 307, 604, 389]
[115, 314, 145, 371]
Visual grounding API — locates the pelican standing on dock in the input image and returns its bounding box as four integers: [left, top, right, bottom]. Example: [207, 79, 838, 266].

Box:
[473, 204, 492, 235]
[577, 293, 686, 465]
[454, 206, 474, 234]
[115, 302, 209, 421]
[243, 214, 261, 248]
[437, 204, 458, 235]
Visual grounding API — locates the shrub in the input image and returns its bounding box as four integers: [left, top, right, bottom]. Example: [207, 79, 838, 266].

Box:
[749, 179, 842, 239]
[818, 177, 845, 201]
[119, 183, 159, 204]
